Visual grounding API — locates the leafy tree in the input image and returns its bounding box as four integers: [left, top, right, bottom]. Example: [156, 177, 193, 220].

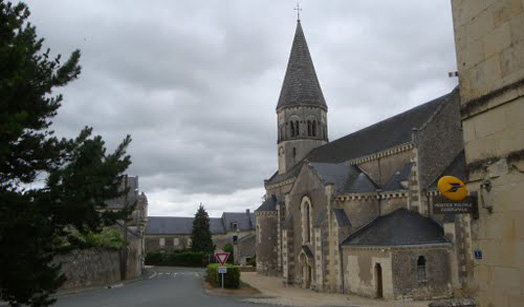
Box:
[0, 1, 132, 306]
[190, 204, 215, 254]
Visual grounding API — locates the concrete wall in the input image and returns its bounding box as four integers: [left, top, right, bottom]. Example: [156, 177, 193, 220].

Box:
[451, 0, 524, 306]
[56, 249, 121, 291]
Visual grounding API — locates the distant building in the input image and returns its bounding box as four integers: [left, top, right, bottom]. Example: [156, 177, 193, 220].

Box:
[145, 210, 256, 265]
[256, 19, 466, 300]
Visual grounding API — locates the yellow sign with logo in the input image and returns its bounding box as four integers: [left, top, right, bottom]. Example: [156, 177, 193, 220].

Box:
[438, 176, 467, 201]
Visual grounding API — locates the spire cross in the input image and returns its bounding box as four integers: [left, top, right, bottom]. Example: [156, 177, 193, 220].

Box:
[294, 3, 302, 21]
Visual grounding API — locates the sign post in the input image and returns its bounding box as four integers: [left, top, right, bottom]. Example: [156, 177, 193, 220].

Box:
[214, 252, 230, 289]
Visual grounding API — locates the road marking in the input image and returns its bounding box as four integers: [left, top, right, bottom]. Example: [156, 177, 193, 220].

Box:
[173, 273, 178, 278]
[149, 272, 157, 279]
[194, 273, 199, 277]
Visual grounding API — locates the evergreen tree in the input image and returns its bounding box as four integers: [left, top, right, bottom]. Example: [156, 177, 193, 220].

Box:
[0, 2, 132, 306]
[190, 204, 215, 254]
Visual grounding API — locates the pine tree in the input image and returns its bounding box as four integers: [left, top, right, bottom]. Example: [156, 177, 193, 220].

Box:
[190, 204, 215, 254]
[0, 2, 132, 306]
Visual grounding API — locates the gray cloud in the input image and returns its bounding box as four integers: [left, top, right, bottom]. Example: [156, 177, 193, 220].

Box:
[25, 0, 458, 216]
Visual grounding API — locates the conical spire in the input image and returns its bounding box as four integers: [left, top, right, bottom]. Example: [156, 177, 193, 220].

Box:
[277, 21, 327, 110]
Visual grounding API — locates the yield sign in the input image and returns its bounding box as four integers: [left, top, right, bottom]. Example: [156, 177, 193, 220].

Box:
[214, 252, 230, 266]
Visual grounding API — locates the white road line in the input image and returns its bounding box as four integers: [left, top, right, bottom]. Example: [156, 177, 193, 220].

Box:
[194, 273, 199, 277]
[149, 272, 157, 279]
[173, 273, 178, 278]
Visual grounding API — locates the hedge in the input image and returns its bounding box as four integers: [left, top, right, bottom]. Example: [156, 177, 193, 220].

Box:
[206, 263, 240, 288]
[145, 250, 209, 267]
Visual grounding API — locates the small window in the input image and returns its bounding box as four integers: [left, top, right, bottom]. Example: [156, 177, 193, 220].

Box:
[290, 122, 295, 137]
[159, 238, 165, 246]
[417, 256, 426, 281]
[233, 235, 238, 244]
[307, 120, 311, 136]
[187, 237, 192, 247]
[173, 238, 180, 246]
[312, 121, 317, 136]
[293, 147, 297, 157]
[232, 222, 238, 230]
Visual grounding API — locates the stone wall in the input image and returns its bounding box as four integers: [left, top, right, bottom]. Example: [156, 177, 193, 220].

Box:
[256, 211, 279, 274]
[451, 0, 524, 306]
[56, 249, 121, 291]
[358, 150, 412, 187]
[343, 248, 394, 299]
[391, 247, 452, 300]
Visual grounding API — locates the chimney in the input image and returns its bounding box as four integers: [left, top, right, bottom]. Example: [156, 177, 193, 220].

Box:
[246, 209, 250, 214]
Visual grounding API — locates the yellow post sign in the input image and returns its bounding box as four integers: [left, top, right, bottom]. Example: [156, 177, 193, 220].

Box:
[437, 176, 467, 201]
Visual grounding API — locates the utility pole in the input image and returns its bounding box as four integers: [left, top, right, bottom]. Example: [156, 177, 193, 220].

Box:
[121, 174, 129, 281]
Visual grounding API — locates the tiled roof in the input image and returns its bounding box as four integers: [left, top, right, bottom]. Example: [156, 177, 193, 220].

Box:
[341, 208, 450, 247]
[277, 21, 327, 110]
[255, 195, 278, 212]
[307, 90, 458, 164]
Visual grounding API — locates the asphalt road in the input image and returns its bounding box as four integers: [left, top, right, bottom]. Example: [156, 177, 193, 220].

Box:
[54, 267, 273, 307]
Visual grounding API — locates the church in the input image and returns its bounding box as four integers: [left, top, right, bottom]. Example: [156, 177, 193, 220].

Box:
[255, 19, 467, 300]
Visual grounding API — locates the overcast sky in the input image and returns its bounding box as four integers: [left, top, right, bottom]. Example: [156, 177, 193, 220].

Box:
[25, 0, 458, 217]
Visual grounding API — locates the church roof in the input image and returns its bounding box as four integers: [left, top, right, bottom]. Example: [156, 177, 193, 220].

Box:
[333, 209, 351, 227]
[382, 162, 413, 191]
[145, 216, 226, 235]
[276, 21, 327, 110]
[308, 89, 458, 164]
[341, 208, 450, 247]
[255, 195, 277, 212]
[309, 162, 378, 194]
[428, 150, 466, 189]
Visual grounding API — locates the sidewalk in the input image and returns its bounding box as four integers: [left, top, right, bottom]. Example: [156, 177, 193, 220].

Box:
[240, 272, 431, 307]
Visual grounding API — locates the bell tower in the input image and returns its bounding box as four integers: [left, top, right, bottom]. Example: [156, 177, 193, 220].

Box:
[277, 20, 328, 174]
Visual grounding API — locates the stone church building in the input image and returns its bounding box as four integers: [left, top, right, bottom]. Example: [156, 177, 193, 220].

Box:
[256, 20, 467, 300]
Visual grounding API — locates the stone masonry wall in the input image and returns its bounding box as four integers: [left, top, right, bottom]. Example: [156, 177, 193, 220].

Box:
[56, 249, 121, 291]
[451, 1, 524, 306]
[256, 211, 279, 275]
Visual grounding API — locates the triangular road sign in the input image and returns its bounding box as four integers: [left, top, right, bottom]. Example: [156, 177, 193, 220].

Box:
[214, 252, 230, 266]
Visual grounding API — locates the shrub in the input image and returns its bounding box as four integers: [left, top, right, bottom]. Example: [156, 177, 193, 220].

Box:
[206, 263, 240, 288]
[145, 250, 208, 267]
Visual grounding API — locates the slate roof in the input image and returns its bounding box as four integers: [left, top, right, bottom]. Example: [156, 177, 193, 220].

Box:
[265, 163, 301, 186]
[310, 163, 378, 194]
[256, 195, 278, 212]
[428, 151, 467, 189]
[307, 90, 457, 164]
[145, 216, 242, 235]
[105, 176, 139, 209]
[222, 212, 255, 232]
[383, 162, 413, 191]
[341, 208, 450, 247]
[277, 21, 327, 110]
[333, 209, 351, 227]
[302, 245, 314, 258]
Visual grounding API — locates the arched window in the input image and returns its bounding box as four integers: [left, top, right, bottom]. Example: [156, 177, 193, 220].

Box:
[417, 256, 426, 281]
[307, 120, 311, 136]
[301, 197, 312, 244]
[293, 147, 297, 157]
[290, 122, 295, 137]
[312, 121, 317, 136]
[295, 121, 299, 136]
